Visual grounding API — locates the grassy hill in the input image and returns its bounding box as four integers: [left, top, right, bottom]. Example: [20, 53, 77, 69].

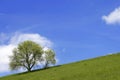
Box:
[1, 53, 120, 80]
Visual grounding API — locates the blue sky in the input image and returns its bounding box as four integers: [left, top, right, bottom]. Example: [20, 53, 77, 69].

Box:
[0, 0, 120, 76]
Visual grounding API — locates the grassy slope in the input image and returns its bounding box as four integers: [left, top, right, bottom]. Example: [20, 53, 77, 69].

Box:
[1, 53, 120, 80]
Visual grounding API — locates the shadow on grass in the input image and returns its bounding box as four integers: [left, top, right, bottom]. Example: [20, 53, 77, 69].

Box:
[15, 65, 62, 75]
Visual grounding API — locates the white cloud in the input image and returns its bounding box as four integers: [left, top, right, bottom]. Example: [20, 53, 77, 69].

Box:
[0, 33, 53, 72]
[0, 45, 15, 72]
[10, 32, 53, 48]
[102, 7, 120, 24]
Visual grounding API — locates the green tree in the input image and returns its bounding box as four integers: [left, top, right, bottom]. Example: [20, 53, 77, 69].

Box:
[43, 49, 56, 68]
[9, 40, 43, 72]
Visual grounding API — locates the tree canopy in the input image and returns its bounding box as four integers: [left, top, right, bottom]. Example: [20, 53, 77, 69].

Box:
[9, 40, 56, 72]
[42, 49, 56, 68]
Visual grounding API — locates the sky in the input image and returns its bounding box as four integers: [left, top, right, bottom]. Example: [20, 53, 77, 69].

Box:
[0, 0, 120, 77]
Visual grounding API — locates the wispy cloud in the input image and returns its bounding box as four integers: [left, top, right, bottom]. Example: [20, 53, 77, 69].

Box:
[102, 7, 120, 24]
[17, 24, 40, 32]
[0, 32, 53, 72]
[0, 33, 10, 44]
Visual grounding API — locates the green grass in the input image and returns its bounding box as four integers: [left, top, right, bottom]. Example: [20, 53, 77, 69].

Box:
[1, 53, 120, 80]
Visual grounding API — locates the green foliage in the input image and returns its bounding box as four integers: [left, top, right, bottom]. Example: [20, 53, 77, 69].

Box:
[43, 49, 56, 68]
[2, 53, 120, 80]
[9, 40, 43, 72]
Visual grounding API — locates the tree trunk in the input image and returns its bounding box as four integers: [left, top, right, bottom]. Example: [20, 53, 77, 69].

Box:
[44, 61, 48, 69]
[27, 68, 31, 72]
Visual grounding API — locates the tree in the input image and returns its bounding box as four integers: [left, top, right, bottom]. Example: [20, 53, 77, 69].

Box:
[9, 40, 43, 72]
[42, 49, 56, 68]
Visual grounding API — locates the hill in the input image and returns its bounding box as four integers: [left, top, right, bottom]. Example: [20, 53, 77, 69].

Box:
[0, 53, 120, 80]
